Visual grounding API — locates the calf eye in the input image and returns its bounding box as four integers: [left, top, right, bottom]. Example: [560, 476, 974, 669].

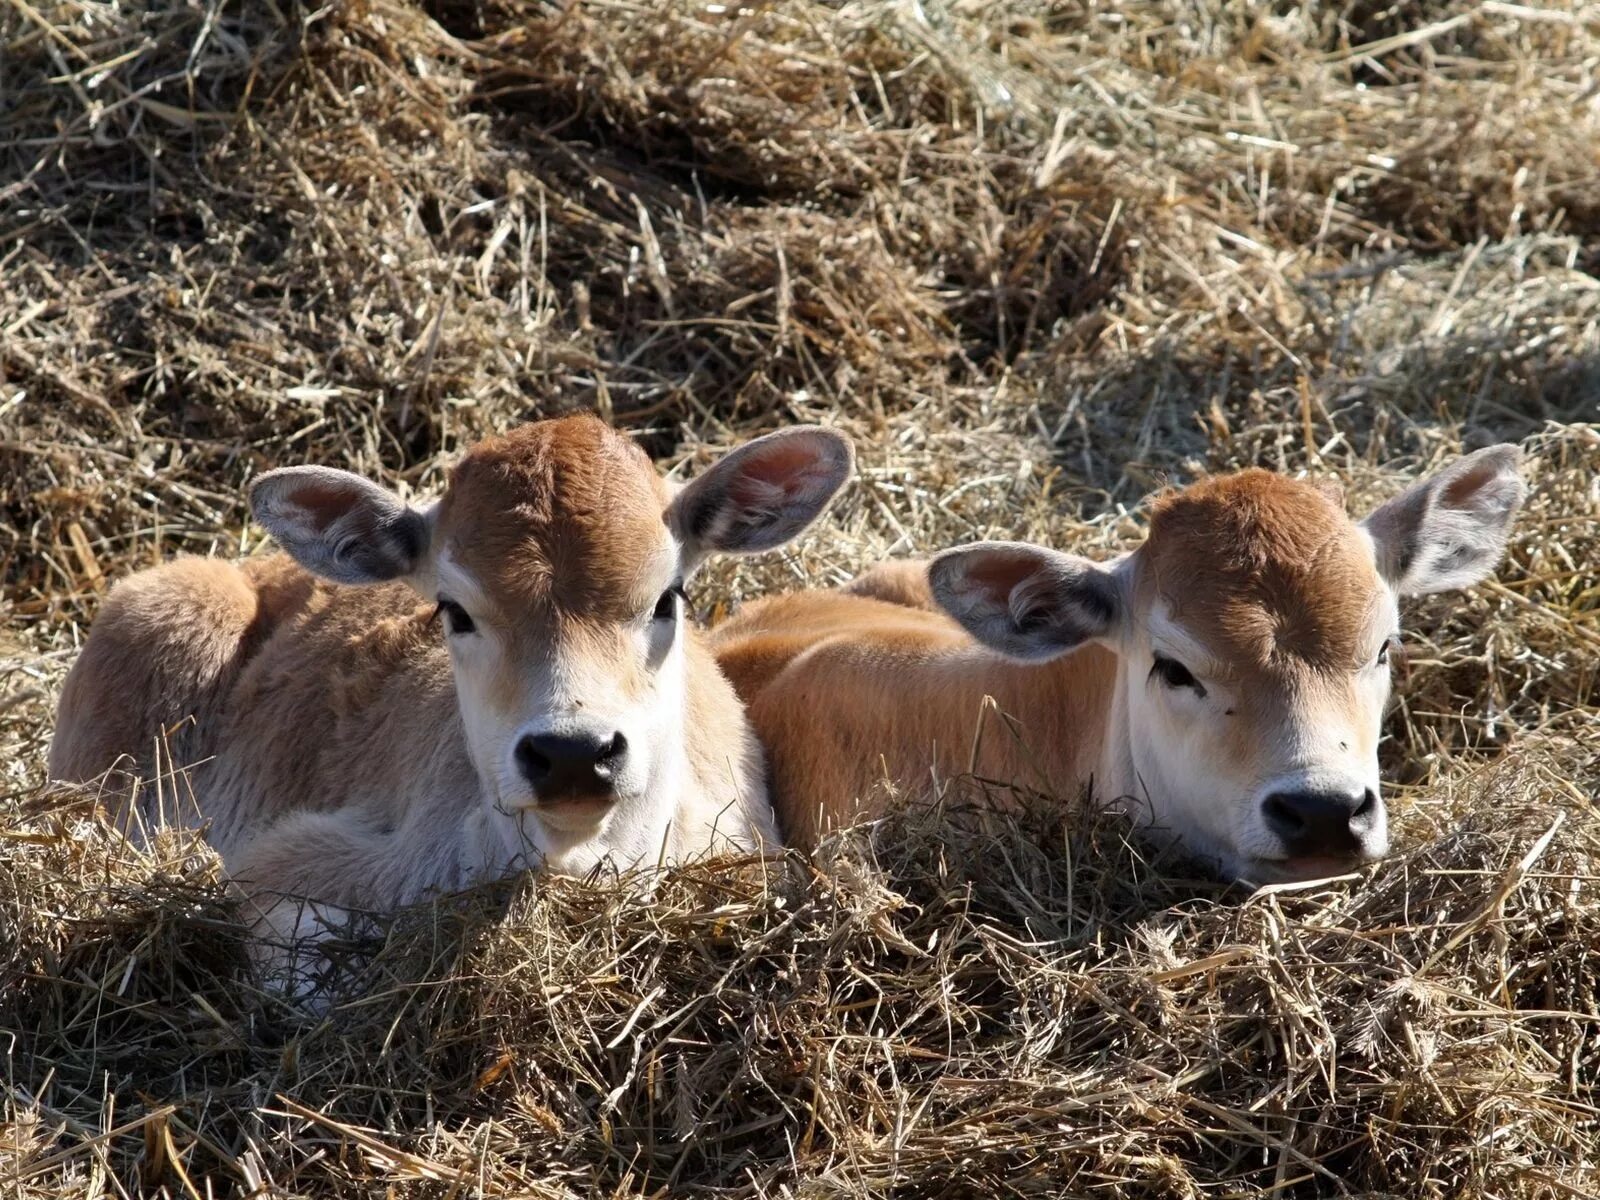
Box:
[1151, 654, 1205, 696]
[436, 599, 476, 636]
[1376, 634, 1401, 669]
[653, 585, 686, 622]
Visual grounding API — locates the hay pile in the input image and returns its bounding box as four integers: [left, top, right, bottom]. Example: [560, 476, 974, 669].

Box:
[3, 1, 1598, 1195]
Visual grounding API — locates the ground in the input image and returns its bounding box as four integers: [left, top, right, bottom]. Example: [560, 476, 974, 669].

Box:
[2, 1, 1599, 1197]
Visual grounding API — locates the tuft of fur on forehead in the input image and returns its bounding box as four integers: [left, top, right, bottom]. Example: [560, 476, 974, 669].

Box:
[434, 416, 672, 617]
[1142, 470, 1382, 671]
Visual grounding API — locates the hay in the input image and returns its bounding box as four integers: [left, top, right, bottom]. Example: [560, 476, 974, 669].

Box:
[3, 0, 1598, 1195]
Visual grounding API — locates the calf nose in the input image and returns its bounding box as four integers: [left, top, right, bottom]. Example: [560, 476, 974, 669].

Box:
[515, 731, 628, 800]
[1261, 788, 1379, 858]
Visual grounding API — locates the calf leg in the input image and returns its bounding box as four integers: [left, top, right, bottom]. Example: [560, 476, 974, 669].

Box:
[228, 807, 474, 1007]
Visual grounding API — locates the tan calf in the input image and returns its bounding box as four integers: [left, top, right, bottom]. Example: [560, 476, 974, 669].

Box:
[50, 415, 852, 967]
[713, 446, 1526, 883]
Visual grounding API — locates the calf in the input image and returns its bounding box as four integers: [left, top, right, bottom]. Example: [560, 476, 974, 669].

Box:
[712, 446, 1525, 883]
[50, 415, 852, 954]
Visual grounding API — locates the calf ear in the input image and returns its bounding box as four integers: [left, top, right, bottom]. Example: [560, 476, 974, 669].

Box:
[1361, 444, 1526, 597]
[250, 466, 429, 585]
[929, 541, 1122, 662]
[668, 427, 853, 571]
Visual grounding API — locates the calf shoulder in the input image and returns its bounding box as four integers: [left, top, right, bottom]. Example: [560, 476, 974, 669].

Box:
[199, 569, 469, 857]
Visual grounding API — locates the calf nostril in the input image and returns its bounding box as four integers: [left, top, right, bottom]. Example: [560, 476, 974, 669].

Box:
[1262, 794, 1306, 836]
[593, 732, 627, 780]
[1354, 788, 1379, 820]
[515, 735, 552, 784]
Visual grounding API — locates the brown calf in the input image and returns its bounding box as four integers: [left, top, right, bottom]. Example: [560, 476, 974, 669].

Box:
[50, 415, 853, 980]
[712, 447, 1526, 883]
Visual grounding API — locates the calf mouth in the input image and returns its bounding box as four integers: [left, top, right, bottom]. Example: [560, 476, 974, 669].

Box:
[524, 791, 619, 828]
[1243, 852, 1374, 886]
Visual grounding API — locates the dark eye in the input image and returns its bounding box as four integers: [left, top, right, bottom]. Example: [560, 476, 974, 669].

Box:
[1377, 635, 1399, 668]
[653, 585, 685, 622]
[436, 599, 476, 636]
[1151, 654, 1205, 696]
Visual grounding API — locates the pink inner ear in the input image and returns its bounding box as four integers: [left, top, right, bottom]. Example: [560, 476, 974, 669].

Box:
[964, 552, 1038, 602]
[290, 484, 362, 532]
[1440, 459, 1500, 509]
[728, 444, 819, 503]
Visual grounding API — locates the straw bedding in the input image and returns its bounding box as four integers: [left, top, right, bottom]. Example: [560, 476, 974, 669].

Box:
[3, 1, 1598, 1195]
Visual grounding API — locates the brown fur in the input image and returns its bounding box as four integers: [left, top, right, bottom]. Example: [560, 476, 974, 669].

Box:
[712, 591, 1116, 844]
[50, 558, 273, 817]
[437, 420, 672, 623]
[842, 559, 938, 610]
[1142, 471, 1382, 672]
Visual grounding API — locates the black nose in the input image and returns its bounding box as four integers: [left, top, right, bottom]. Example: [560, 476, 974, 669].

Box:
[515, 731, 628, 799]
[1261, 788, 1379, 857]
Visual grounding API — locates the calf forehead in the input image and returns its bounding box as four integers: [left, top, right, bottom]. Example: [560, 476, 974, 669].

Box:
[1141, 470, 1383, 670]
[434, 416, 673, 616]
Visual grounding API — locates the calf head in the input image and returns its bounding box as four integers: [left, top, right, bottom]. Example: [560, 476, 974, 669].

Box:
[928, 445, 1526, 883]
[251, 415, 852, 863]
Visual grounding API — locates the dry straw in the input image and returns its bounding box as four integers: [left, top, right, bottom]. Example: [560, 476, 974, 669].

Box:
[3, 0, 1598, 1196]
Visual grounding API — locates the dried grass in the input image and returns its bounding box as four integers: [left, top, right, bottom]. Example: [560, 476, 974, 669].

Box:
[3, 0, 1599, 1196]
